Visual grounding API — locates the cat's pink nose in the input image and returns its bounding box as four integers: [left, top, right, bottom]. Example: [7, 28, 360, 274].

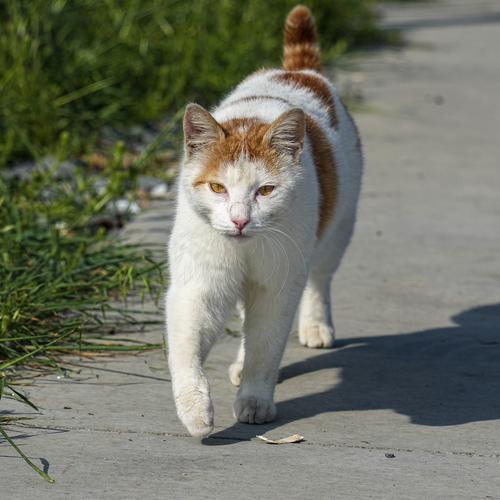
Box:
[232, 218, 249, 232]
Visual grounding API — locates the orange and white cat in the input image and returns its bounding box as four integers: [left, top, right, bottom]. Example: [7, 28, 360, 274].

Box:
[166, 5, 362, 437]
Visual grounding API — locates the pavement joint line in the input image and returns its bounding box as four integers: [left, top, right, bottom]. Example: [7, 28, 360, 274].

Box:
[60, 361, 171, 382]
[8, 422, 500, 460]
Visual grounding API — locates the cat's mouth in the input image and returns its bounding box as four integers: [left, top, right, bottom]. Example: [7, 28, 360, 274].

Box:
[226, 232, 249, 240]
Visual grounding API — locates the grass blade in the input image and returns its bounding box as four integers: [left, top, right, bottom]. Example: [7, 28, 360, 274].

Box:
[0, 330, 75, 371]
[0, 425, 55, 483]
[5, 385, 39, 412]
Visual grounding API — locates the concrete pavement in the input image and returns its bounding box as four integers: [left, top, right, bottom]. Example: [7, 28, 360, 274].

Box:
[2, 1, 500, 498]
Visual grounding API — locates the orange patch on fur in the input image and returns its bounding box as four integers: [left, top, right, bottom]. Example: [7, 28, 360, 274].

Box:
[283, 44, 321, 72]
[283, 6, 320, 71]
[274, 72, 338, 129]
[304, 114, 338, 236]
[193, 118, 280, 186]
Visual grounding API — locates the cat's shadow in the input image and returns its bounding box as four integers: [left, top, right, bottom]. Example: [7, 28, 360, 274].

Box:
[205, 303, 500, 445]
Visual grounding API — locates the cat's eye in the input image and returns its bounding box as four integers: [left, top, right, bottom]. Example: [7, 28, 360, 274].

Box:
[209, 182, 227, 194]
[257, 185, 275, 196]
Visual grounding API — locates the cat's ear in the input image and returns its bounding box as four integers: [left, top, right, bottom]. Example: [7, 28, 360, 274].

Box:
[183, 103, 225, 156]
[263, 108, 305, 158]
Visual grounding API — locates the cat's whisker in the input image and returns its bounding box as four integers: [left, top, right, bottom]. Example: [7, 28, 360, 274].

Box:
[260, 233, 278, 285]
[266, 233, 279, 283]
[265, 230, 290, 298]
[266, 225, 309, 280]
[258, 233, 277, 290]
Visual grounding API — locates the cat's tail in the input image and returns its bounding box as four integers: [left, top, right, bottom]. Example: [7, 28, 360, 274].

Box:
[283, 5, 321, 72]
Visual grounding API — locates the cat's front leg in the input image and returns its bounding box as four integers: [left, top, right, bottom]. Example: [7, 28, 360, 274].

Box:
[166, 282, 232, 437]
[234, 284, 302, 424]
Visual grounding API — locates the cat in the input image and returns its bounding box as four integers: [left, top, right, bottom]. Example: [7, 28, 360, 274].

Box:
[166, 5, 362, 437]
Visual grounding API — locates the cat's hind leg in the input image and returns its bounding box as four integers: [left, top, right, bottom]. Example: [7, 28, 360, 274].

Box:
[229, 339, 244, 387]
[298, 269, 335, 348]
[298, 216, 355, 348]
[228, 300, 245, 386]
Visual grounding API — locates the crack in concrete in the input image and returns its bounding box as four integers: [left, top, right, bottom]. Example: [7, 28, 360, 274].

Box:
[11, 422, 500, 460]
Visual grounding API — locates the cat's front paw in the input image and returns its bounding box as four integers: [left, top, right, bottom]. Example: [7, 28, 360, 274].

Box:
[228, 362, 243, 386]
[174, 381, 214, 437]
[233, 396, 276, 424]
[299, 322, 335, 348]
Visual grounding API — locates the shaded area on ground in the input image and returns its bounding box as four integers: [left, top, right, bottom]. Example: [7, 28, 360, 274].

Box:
[209, 303, 500, 443]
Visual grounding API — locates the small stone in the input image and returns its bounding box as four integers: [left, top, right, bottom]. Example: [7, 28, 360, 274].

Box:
[433, 95, 444, 105]
[138, 176, 164, 191]
[114, 199, 141, 215]
[150, 183, 169, 199]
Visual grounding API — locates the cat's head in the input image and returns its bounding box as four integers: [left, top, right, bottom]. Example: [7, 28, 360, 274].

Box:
[181, 103, 305, 239]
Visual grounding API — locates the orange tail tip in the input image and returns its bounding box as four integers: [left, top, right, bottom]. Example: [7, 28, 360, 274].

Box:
[283, 5, 321, 71]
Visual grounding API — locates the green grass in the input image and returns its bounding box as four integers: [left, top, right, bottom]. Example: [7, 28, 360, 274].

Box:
[0, 156, 165, 482]
[0, 0, 384, 167]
